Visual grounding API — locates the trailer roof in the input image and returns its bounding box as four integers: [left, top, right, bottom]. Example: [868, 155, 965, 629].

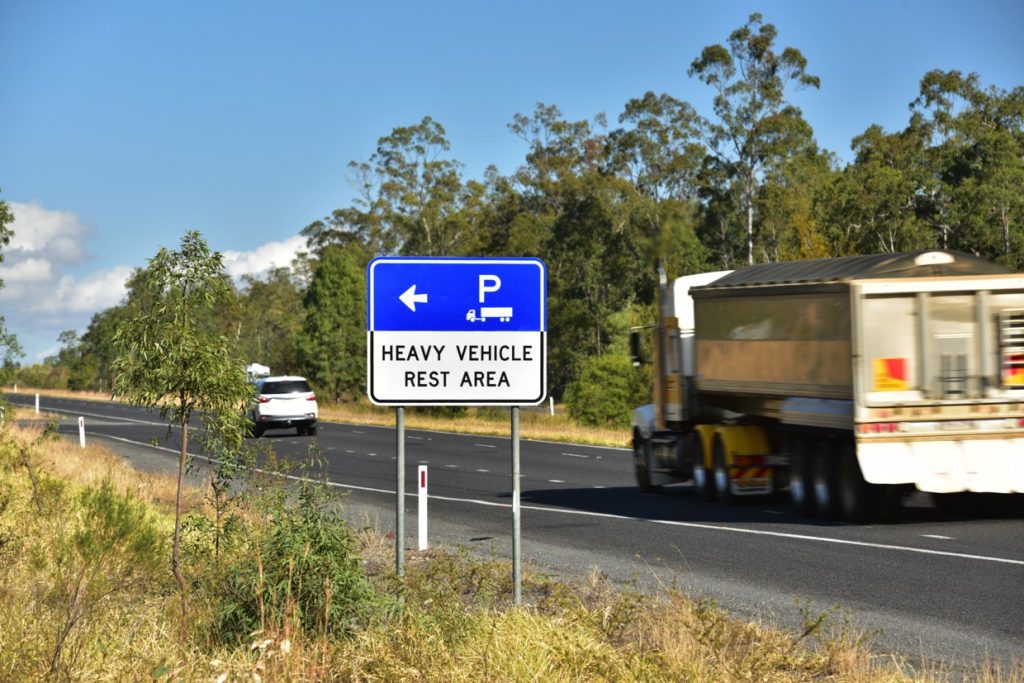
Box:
[695, 250, 1010, 291]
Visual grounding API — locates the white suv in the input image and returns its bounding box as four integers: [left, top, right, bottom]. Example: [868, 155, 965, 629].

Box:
[249, 376, 318, 437]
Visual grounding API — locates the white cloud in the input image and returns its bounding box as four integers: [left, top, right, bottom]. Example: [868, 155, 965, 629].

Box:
[38, 266, 135, 314]
[0, 257, 54, 284]
[6, 201, 90, 262]
[0, 199, 307, 364]
[222, 235, 306, 279]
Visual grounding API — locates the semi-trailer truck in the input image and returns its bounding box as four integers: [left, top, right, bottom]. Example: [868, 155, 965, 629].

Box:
[630, 250, 1024, 521]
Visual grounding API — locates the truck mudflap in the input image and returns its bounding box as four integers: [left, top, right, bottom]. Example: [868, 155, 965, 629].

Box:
[857, 436, 1024, 493]
[713, 425, 775, 496]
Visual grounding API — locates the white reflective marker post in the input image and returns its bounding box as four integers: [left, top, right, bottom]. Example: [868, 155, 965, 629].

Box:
[418, 465, 428, 551]
[78, 416, 85, 448]
[35, 393, 39, 414]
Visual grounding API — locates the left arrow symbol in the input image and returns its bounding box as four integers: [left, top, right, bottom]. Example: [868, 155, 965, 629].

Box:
[399, 284, 429, 312]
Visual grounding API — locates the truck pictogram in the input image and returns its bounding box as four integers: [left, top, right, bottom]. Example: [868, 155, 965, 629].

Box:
[466, 307, 513, 323]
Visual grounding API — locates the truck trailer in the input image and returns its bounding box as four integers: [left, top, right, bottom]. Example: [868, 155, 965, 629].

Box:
[630, 250, 1024, 521]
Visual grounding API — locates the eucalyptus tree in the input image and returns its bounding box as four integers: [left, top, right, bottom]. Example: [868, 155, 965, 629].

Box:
[688, 13, 820, 264]
[911, 70, 1024, 267]
[297, 243, 367, 402]
[112, 231, 251, 631]
[608, 92, 710, 280]
[821, 123, 933, 255]
[0, 191, 22, 384]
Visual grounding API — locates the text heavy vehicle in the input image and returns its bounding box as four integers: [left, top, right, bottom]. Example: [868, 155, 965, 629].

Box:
[631, 250, 1024, 521]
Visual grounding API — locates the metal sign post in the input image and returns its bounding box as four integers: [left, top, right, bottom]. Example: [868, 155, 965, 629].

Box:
[511, 406, 521, 604]
[396, 406, 405, 577]
[366, 257, 546, 604]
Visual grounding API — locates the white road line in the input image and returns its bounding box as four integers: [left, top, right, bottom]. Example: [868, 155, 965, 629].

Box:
[548, 479, 565, 483]
[20, 405, 167, 427]
[352, 430, 365, 434]
[368, 453, 377, 457]
[562, 452, 589, 458]
[475, 469, 489, 473]
[408, 436, 424, 440]
[475, 443, 497, 448]
[922, 534, 954, 540]
[445, 464, 458, 469]
[592, 485, 607, 489]
[345, 450, 355, 454]
[49, 428, 1024, 569]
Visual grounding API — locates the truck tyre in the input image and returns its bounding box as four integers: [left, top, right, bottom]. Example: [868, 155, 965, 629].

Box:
[712, 437, 733, 503]
[634, 434, 661, 493]
[812, 443, 841, 519]
[252, 423, 264, 438]
[838, 444, 872, 523]
[789, 440, 815, 516]
[689, 431, 715, 501]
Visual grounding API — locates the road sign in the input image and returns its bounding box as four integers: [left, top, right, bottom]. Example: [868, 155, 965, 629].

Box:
[367, 257, 547, 405]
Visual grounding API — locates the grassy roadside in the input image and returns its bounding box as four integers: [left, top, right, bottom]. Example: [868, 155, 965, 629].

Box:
[7, 386, 632, 448]
[1, 410, 1015, 681]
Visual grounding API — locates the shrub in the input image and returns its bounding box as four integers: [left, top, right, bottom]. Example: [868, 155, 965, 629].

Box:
[211, 479, 379, 643]
[564, 354, 650, 428]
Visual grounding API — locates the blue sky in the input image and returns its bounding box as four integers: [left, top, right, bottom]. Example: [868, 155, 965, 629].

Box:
[1, 0, 1022, 363]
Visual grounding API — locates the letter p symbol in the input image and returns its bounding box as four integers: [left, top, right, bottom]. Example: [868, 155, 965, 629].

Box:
[479, 274, 501, 302]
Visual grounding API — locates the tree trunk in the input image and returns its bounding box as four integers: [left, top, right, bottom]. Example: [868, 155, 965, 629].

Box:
[173, 412, 190, 635]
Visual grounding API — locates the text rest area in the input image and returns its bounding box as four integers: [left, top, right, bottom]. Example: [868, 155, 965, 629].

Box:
[368, 330, 546, 405]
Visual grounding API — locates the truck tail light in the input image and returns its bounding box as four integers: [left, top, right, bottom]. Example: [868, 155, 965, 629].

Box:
[307, 394, 317, 401]
[858, 422, 900, 434]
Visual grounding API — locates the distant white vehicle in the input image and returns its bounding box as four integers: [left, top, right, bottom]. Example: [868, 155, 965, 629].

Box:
[246, 363, 271, 383]
[248, 375, 318, 437]
[466, 307, 513, 323]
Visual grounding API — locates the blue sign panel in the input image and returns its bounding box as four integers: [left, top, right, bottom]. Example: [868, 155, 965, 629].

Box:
[366, 257, 547, 406]
[368, 258, 546, 332]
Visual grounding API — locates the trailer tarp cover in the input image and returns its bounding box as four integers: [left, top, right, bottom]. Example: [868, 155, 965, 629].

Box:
[694, 250, 1010, 292]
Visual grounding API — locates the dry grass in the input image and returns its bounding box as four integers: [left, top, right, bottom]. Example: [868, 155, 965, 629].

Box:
[1, 417, 1019, 681]
[318, 401, 630, 447]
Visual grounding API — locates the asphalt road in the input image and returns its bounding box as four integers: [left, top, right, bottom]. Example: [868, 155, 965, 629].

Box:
[9, 393, 1024, 671]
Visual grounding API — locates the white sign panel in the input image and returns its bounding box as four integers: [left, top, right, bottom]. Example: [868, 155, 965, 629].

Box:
[367, 257, 547, 405]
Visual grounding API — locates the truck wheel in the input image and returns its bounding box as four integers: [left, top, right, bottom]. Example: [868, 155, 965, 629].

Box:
[252, 423, 264, 438]
[712, 437, 733, 503]
[838, 444, 872, 523]
[812, 443, 840, 519]
[634, 435, 661, 493]
[789, 441, 814, 516]
[690, 432, 715, 501]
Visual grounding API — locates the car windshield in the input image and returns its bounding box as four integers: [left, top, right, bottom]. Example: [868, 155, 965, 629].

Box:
[260, 380, 312, 394]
